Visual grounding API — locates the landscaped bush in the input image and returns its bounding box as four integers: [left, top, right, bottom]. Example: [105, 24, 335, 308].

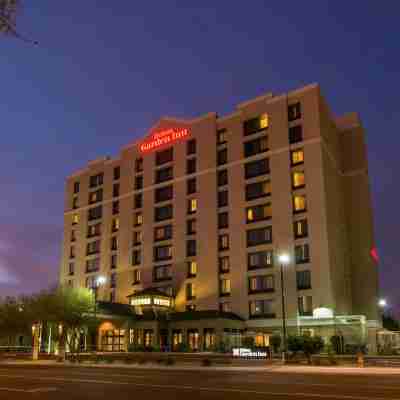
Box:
[287, 334, 324, 364]
[270, 335, 282, 353]
[241, 336, 255, 349]
[175, 343, 189, 352]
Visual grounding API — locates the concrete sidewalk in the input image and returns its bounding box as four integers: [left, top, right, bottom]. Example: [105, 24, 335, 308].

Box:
[3, 359, 400, 375]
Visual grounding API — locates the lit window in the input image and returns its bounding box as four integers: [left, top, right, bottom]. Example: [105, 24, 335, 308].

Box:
[291, 149, 304, 165]
[293, 195, 307, 213]
[217, 129, 227, 145]
[219, 256, 230, 273]
[247, 208, 254, 221]
[188, 199, 197, 214]
[219, 234, 229, 250]
[260, 114, 268, 129]
[133, 269, 141, 284]
[72, 214, 79, 225]
[220, 279, 231, 296]
[292, 171, 305, 188]
[188, 261, 197, 277]
[135, 212, 143, 226]
[112, 217, 120, 232]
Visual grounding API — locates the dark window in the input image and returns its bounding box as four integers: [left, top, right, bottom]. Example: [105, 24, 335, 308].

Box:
[295, 244, 310, 264]
[187, 158, 196, 174]
[110, 273, 117, 288]
[72, 196, 78, 209]
[135, 158, 143, 173]
[218, 212, 229, 229]
[85, 258, 100, 273]
[244, 136, 268, 157]
[187, 178, 196, 195]
[247, 226, 272, 247]
[218, 234, 229, 250]
[244, 114, 268, 136]
[186, 240, 196, 257]
[218, 190, 228, 208]
[248, 275, 274, 294]
[298, 295, 313, 316]
[217, 170, 228, 187]
[112, 201, 119, 215]
[219, 256, 230, 273]
[69, 246, 75, 258]
[113, 166, 120, 180]
[288, 102, 301, 122]
[187, 139, 196, 155]
[134, 193, 142, 209]
[217, 148, 227, 166]
[111, 217, 119, 232]
[110, 236, 118, 251]
[70, 229, 76, 242]
[111, 254, 117, 269]
[88, 205, 102, 221]
[89, 173, 103, 188]
[294, 219, 308, 239]
[135, 175, 143, 190]
[186, 283, 196, 300]
[217, 128, 227, 145]
[155, 166, 173, 183]
[156, 148, 173, 166]
[154, 225, 173, 241]
[133, 231, 142, 246]
[154, 245, 172, 261]
[155, 185, 173, 203]
[289, 125, 303, 144]
[89, 189, 103, 204]
[132, 249, 141, 265]
[248, 250, 273, 270]
[113, 183, 120, 198]
[68, 262, 74, 275]
[86, 240, 100, 255]
[187, 219, 196, 235]
[296, 270, 311, 290]
[133, 269, 141, 284]
[245, 158, 270, 179]
[155, 204, 173, 222]
[249, 299, 275, 318]
[87, 223, 101, 238]
[73, 181, 80, 194]
[154, 264, 172, 282]
[245, 180, 271, 201]
[246, 203, 272, 223]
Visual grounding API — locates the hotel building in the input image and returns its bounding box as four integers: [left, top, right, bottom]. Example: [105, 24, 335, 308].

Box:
[60, 83, 380, 352]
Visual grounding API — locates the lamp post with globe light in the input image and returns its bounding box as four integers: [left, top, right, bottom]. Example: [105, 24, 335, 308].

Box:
[93, 276, 106, 352]
[278, 253, 290, 363]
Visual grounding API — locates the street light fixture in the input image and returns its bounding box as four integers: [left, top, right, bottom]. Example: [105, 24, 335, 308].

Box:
[378, 299, 387, 308]
[278, 253, 290, 364]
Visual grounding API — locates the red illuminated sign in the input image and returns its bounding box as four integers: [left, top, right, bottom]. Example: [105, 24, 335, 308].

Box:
[139, 128, 190, 153]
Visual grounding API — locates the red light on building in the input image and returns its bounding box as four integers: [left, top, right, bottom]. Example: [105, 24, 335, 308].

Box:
[370, 247, 379, 264]
[139, 128, 190, 153]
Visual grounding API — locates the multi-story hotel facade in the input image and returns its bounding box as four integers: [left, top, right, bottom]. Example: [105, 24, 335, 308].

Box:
[60, 83, 380, 352]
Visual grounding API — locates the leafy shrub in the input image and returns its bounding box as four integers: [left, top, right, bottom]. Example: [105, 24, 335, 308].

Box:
[242, 336, 255, 349]
[270, 335, 282, 353]
[105, 357, 114, 364]
[176, 343, 189, 353]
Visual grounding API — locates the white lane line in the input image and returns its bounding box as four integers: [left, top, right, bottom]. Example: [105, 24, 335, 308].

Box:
[0, 387, 57, 393]
[0, 373, 398, 399]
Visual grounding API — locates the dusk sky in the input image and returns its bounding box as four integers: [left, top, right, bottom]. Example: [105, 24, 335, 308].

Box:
[1, 2, 399, 311]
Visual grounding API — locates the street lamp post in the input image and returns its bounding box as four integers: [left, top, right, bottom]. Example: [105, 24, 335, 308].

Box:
[278, 253, 290, 364]
[93, 276, 106, 352]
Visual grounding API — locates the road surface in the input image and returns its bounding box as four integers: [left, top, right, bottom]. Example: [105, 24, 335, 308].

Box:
[0, 364, 399, 399]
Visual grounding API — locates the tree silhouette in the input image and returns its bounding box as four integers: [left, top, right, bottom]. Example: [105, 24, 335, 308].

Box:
[0, 0, 37, 44]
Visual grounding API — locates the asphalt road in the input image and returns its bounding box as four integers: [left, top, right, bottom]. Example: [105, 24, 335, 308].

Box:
[0, 364, 400, 399]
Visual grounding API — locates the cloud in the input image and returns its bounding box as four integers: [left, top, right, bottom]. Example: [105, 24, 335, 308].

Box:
[0, 222, 62, 296]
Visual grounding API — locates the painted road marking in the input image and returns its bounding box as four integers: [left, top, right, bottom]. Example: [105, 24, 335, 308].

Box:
[0, 373, 399, 399]
[0, 387, 57, 393]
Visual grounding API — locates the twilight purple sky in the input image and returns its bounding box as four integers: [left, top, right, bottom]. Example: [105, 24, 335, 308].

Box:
[1, 2, 399, 310]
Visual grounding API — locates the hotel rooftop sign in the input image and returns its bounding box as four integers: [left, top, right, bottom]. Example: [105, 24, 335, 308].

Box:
[139, 127, 190, 153]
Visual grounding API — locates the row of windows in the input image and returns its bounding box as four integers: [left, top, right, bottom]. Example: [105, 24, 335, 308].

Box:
[73, 102, 302, 196]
